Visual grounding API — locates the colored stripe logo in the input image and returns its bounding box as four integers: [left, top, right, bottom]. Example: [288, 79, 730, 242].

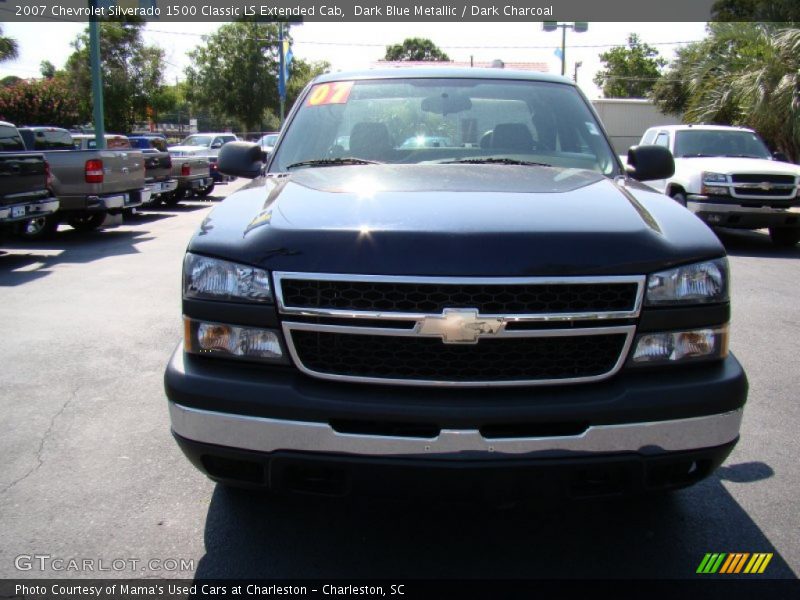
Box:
[697, 553, 773, 574]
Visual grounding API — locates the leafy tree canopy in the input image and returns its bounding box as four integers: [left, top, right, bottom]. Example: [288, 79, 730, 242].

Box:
[0, 25, 19, 64]
[652, 23, 800, 161]
[384, 38, 450, 62]
[64, 21, 172, 133]
[593, 34, 666, 98]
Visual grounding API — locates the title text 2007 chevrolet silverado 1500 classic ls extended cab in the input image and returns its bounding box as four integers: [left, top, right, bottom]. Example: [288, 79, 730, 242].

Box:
[165, 69, 748, 500]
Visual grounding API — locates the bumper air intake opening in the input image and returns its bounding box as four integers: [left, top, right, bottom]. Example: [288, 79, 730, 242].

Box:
[201, 455, 265, 485]
[568, 465, 633, 498]
[278, 463, 350, 496]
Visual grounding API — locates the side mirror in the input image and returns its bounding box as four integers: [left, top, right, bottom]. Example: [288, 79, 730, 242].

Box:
[217, 142, 266, 179]
[210, 142, 222, 149]
[773, 151, 789, 163]
[626, 145, 674, 181]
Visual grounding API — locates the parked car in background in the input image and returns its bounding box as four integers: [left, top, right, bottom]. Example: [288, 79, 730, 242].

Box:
[17, 127, 148, 237]
[0, 122, 59, 236]
[638, 124, 800, 246]
[168, 133, 239, 159]
[256, 132, 280, 155]
[128, 135, 178, 205]
[165, 153, 212, 206]
[71, 133, 133, 150]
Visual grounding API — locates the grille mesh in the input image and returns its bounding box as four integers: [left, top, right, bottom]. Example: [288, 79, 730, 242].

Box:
[280, 279, 638, 314]
[290, 330, 627, 383]
[730, 174, 795, 184]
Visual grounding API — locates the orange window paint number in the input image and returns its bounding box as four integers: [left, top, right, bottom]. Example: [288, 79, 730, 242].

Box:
[305, 81, 354, 107]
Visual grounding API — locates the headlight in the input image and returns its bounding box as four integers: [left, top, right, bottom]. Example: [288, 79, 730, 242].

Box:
[701, 172, 730, 196]
[184, 318, 285, 363]
[702, 172, 728, 183]
[628, 325, 729, 365]
[184, 253, 272, 303]
[646, 258, 728, 306]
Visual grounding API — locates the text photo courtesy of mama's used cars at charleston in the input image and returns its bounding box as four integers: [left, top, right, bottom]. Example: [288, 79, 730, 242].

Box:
[2, 1, 800, 591]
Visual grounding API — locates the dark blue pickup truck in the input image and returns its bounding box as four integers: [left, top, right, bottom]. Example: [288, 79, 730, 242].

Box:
[0, 121, 58, 236]
[164, 69, 747, 501]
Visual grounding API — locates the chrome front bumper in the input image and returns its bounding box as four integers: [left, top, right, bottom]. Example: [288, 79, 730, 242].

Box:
[0, 198, 60, 223]
[169, 401, 743, 459]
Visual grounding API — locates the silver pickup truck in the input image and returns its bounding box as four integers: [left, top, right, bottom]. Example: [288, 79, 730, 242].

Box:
[163, 153, 212, 206]
[19, 128, 149, 238]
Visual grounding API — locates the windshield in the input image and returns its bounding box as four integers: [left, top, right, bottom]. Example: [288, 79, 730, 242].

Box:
[181, 135, 213, 147]
[270, 78, 619, 175]
[674, 129, 771, 159]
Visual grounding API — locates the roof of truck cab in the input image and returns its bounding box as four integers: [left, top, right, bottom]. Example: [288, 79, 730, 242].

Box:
[313, 67, 574, 85]
[647, 124, 755, 133]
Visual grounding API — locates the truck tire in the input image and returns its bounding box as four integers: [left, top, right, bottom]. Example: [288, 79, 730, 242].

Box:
[18, 214, 59, 240]
[68, 212, 106, 232]
[195, 182, 216, 198]
[163, 188, 187, 207]
[670, 191, 688, 207]
[769, 227, 800, 247]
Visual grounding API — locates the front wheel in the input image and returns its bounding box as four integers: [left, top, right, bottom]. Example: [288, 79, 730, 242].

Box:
[18, 214, 60, 240]
[670, 192, 687, 207]
[163, 188, 187, 206]
[769, 227, 800, 247]
[68, 212, 106, 232]
[195, 182, 216, 198]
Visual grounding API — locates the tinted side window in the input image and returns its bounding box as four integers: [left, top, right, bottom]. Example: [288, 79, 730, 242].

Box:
[0, 125, 26, 151]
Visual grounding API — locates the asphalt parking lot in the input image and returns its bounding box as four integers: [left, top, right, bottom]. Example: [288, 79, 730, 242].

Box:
[1, 180, 798, 580]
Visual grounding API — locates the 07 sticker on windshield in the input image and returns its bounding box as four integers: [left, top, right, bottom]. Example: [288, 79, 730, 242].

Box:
[305, 82, 354, 107]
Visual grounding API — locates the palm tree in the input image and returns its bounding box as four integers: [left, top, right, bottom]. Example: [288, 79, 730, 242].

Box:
[655, 23, 800, 161]
[0, 25, 20, 64]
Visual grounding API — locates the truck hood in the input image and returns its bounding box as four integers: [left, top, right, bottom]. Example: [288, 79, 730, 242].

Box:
[189, 164, 724, 276]
[675, 156, 800, 176]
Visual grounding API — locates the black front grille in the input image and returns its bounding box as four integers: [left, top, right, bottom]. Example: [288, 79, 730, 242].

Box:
[731, 174, 796, 185]
[280, 279, 639, 314]
[733, 187, 795, 198]
[290, 330, 628, 383]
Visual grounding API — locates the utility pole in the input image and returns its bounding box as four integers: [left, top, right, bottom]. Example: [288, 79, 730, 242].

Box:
[278, 22, 285, 126]
[89, 0, 105, 149]
[543, 22, 588, 78]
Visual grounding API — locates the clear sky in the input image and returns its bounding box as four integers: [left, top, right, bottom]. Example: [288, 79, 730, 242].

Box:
[0, 21, 708, 98]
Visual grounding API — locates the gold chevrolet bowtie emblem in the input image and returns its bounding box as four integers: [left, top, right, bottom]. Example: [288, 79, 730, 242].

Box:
[758, 182, 773, 191]
[416, 308, 505, 344]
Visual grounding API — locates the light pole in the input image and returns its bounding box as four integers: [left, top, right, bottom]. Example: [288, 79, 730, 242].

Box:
[574, 61, 583, 83]
[542, 22, 588, 77]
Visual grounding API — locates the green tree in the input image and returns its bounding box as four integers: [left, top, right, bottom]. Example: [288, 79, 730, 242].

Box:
[593, 34, 666, 98]
[64, 21, 171, 133]
[1, 76, 22, 88]
[186, 23, 327, 133]
[0, 25, 19, 64]
[712, 0, 799, 22]
[653, 23, 800, 161]
[40, 60, 57, 79]
[0, 78, 84, 127]
[384, 38, 450, 61]
[186, 21, 284, 134]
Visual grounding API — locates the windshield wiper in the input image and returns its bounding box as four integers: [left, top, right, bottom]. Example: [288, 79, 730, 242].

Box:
[286, 157, 382, 170]
[443, 157, 552, 167]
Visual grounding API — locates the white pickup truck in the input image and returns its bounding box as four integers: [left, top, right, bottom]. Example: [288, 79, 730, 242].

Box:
[637, 125, 800, 246]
